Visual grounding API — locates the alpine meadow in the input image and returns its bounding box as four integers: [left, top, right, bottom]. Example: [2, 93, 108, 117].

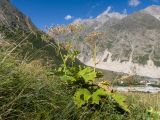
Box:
[0, 0, 160, 120]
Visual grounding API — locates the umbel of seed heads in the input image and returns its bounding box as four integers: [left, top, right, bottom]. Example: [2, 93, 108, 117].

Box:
[48, 23, 83, 51]
[85, 31, 102, 48]
[49, 23, 82, 36]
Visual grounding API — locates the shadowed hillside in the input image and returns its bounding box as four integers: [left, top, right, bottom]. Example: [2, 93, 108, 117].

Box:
[0, 0, 63, 65]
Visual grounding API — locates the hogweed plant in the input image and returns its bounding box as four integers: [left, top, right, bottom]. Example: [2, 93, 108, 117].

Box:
[85, 31, 102, 72]
[48, 24, 130, 114]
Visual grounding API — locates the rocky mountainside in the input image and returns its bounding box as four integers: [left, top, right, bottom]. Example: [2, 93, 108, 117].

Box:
[74, 7, 126, 30]
[54, 5, 160, 78]
[144, 5, 160, 20]
[0, 0, 61, 64]
[0, 0, 36, 31]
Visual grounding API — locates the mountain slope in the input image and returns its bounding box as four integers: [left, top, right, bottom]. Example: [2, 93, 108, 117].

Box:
[87, 11, 160, 78]
[0, 0, 62, 64]
[144, 5, 160, 20]
[0, 0, 36, 31]
[55, 5, 160, 78]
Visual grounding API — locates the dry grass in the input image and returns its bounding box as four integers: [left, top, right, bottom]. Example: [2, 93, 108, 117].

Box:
[126, 92, 160, 111]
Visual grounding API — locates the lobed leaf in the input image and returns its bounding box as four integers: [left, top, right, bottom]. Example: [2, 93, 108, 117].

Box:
[91, 88, 106, 104]
[111, 93, 130, 113]
[77, 67, 96, 82]
[73, 89, 91, 107]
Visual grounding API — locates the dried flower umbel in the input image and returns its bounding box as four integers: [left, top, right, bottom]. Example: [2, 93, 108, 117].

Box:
[85, 31, 102, 48]
[49, 23, 82, 36]
[48, 23, 83, 51]
[49, 25, 67, 36]
[85, 31, 102, 71]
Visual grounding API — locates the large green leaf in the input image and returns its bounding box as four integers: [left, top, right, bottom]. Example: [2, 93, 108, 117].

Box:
[99, 88, 130, 113]
[77, 67, 96, 82]
[111, 93, 130, 113]
[91, 88, 106, 104]
[73, 89, 91, 107]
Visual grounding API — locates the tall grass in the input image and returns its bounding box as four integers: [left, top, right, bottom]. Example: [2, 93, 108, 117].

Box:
[0, 54, 76, 120]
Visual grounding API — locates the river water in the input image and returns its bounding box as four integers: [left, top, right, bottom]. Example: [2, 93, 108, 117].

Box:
[114, 86, 160, 93]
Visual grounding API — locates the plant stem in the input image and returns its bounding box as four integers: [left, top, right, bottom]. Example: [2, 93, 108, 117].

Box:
[93, 43, 97, 72]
